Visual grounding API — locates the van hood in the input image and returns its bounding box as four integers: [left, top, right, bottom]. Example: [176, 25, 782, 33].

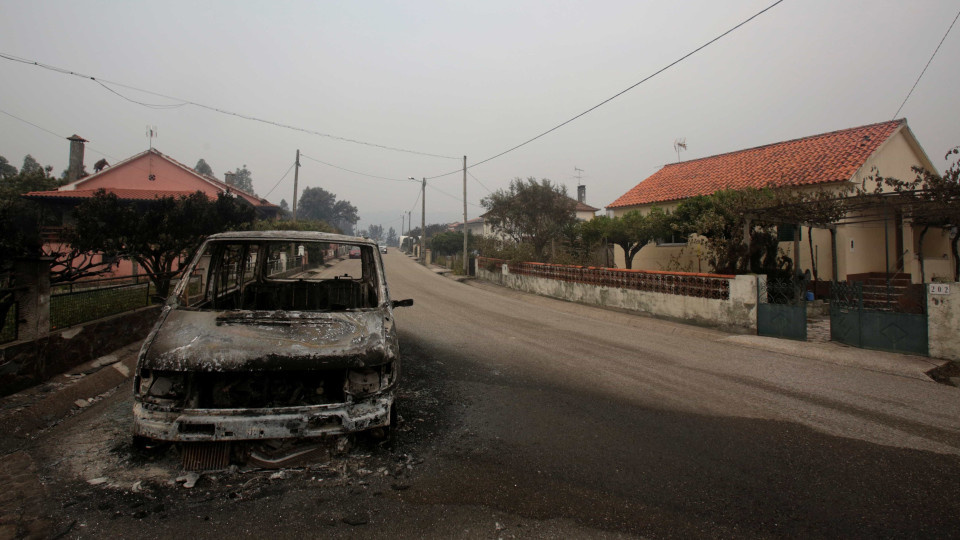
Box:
[140, 309, 394, 372]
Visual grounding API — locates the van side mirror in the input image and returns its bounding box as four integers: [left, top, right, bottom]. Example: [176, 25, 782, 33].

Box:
[391, 299, 414, 308]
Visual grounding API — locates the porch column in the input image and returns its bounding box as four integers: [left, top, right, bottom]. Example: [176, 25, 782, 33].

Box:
[830, 227, 838, 283]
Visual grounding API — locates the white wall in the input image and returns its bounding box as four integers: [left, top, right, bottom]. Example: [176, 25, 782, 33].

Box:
[476, 262, 758, 332]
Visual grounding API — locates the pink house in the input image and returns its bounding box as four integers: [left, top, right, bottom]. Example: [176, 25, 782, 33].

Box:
[24, 144, 281, 279]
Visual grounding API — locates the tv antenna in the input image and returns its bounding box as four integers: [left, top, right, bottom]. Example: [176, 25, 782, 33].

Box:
[146, 126, 158, 149]
[574, 166, 584, 185]
[674, 138, 687, 162]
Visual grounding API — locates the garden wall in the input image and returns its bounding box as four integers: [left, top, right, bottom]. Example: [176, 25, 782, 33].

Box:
[0, 305, 161, 396]
[476, 258, 758, 332]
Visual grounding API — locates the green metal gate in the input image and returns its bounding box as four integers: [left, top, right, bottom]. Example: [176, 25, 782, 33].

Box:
[830, 281, 928, 355]
[758, 278, 807, 341]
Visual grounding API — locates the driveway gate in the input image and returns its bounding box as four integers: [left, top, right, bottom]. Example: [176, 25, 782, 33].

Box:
[830, 280, 927, 355]
[758, 278, 807, 341]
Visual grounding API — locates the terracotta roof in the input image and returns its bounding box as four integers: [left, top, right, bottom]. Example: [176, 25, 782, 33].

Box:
[24, 188, 204, 201]
[608, 119, 906, 209]
[572, 198, 599, 212]
[57, 148, 277, 210]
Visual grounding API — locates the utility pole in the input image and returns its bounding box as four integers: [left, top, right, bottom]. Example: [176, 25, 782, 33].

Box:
[292, 149, 300, 221]
[420, 177, 426, 265]
[462, 156, 468, 275]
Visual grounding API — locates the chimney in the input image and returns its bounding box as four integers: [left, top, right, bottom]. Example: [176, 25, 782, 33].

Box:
[577, 185, 586, 204]
[224, 171, 235, 186]
[67, 134, 87, 182]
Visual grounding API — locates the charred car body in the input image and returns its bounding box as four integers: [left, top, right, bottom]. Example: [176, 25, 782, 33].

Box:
[133, 231, 412, 447]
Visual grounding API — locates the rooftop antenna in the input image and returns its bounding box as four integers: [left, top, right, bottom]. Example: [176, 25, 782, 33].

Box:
[146, 126, 158, 149]
[574, 166, 584, 185]
[674, 138, 687, 163]
[673, 137, 687, 163]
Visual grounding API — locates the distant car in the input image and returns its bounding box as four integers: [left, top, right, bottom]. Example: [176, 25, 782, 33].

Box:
[349, 248, 361, 259]
[379, 245, 388, 254]
[131, 231, 414, 460]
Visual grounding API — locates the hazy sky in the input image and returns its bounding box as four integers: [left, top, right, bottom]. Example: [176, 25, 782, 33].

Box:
[2, 1, 959, 232]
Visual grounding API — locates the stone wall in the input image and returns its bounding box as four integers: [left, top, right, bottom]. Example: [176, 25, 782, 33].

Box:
[0, 305, 161, 396]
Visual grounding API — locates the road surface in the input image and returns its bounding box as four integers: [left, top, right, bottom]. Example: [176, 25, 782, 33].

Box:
[7, 249, 960, 538]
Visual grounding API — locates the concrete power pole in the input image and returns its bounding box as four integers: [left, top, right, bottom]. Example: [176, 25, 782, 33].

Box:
[421, 177, 426, 265]
[292, 149, 300, 221]
[462, 156, 468, 275]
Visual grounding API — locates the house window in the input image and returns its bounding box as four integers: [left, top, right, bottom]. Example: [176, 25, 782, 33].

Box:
[656, 232, 688, 246]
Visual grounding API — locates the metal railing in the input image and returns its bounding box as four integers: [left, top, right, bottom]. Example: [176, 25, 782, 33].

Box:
[478, 257, 733, 300]
[49, 273, 175, 330]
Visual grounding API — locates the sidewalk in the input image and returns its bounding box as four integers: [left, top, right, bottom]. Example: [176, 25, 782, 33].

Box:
[0, 340, 143, 448]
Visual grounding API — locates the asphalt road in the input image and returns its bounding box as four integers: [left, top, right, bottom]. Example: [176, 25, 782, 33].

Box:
[15, 250, 960, 538]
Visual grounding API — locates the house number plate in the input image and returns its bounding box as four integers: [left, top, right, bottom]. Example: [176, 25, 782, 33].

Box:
[929, 283, 950, 295]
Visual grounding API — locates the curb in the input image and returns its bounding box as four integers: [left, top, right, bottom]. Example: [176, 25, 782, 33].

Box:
[0, 341, 142, 441]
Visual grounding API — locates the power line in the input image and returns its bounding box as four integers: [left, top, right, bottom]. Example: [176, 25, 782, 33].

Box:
[425, 0, 786, 180]
[892, 8, 960, 119]
[0, 106, 123, 165]
[300, 153, 419, 183]
[93, 80, 188, 109]
[0, 51, 459, 160]
[408, 188, 422, 215]
[428, 183, 482, 209]
[467, 170, 493, 194]
[0, 108, 65, 139]
[264, 162, 296, 198]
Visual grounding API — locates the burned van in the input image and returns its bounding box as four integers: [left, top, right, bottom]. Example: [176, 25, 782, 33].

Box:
[132, 231, 412, 446]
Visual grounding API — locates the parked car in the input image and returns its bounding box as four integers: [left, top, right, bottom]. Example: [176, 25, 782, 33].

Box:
[349, 248, 361, 259]
[379, 244, 388, 254]
[132, 231, 413, 461]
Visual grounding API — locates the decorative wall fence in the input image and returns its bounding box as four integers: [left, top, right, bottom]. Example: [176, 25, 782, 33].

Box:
[476, 257, 758, 331]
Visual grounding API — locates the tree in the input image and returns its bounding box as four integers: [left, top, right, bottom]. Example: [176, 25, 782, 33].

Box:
[671, 189, 787, 275]
[431, 231, 476, 256]
[228, 165, 255, 195]
[582, 208, 671, 269]
[367, 224, 384, 242]
[0, 162, 103, 283]
[0, 155, 17, 179]
[481, 177, 577, 260]
[387, 227, 398, 247]
[297, 187, 359, 233]
[279, 199, 289, 211]
[195, 158, 214, 177]
[21, 155, 43, 175]
[251, 218, 334, 233]
[0, 163, 110, 337]
[69, 190, 255, 298]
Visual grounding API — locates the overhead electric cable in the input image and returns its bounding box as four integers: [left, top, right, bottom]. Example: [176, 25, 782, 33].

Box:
[892, 7, 960, 119]
[467, 171, 493, 194]
[264, 163, 296, 198]
[0, 107, 122, 164]
[0, 52, 459, 160]
[300, 154, 419, 183]
[428, 183, 482, 209]
[425, 0, 786, 180]
[0, 108, 66, 139]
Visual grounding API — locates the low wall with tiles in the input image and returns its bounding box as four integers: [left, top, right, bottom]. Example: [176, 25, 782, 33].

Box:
[476, 258, 758, 332]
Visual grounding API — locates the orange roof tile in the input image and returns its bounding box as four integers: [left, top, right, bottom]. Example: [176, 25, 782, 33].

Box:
[608, 119, 905, 209]
[23, 188, 202, 201]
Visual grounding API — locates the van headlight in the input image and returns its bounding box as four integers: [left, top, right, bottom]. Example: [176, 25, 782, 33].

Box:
[345, 363, 394, 396]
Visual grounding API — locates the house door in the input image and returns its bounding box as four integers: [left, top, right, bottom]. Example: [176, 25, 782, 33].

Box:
[757, 277, 808, 341]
